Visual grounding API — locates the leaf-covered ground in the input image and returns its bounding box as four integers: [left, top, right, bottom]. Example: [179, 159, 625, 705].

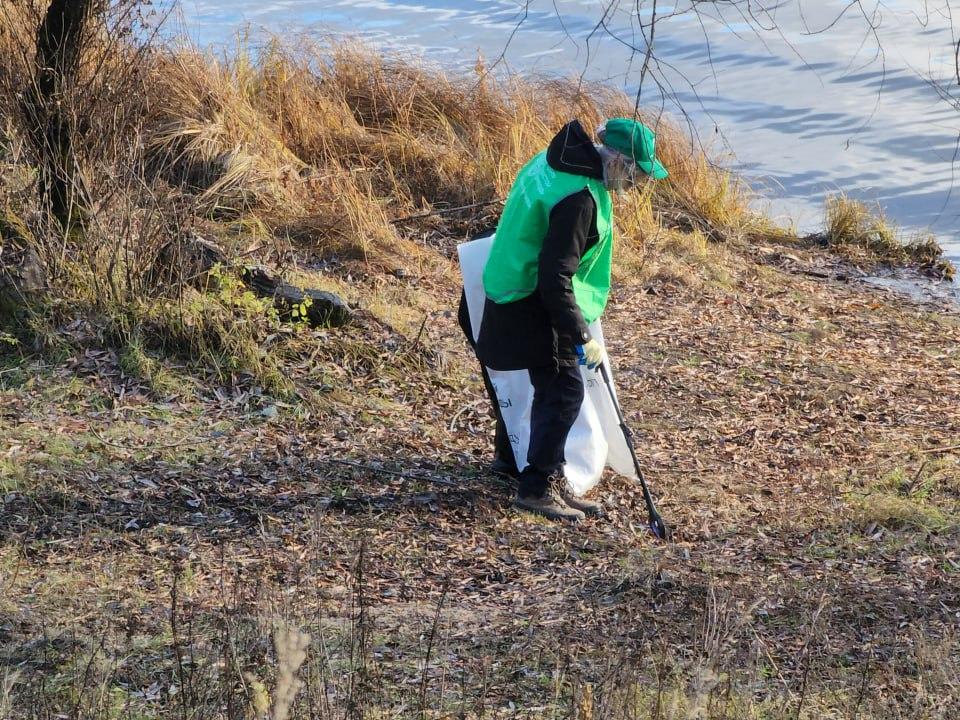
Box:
[2, 240, 959, 718]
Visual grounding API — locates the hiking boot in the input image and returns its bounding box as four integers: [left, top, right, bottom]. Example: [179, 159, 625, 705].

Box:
[560, 489, 604, 517]
[513, 488, 585, 522]
[545, 474, 603, 517]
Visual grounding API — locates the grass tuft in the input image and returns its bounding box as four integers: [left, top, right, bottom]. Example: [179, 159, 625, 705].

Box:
[851, 465, 960, 534]
[823, 195, 955, 278]
[118, 333, 183, 399]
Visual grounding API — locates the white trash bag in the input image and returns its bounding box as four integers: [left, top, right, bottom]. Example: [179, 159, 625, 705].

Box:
[457, 234, 636, 496]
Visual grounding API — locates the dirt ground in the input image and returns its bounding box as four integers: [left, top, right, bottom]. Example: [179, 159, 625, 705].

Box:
[1, 238, 959, 718]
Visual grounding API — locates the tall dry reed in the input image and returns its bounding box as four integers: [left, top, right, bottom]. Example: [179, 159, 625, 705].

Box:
[0, 1, 775, 382]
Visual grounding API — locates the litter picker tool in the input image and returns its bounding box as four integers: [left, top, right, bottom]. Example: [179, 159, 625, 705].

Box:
[598, 362, 671, 541]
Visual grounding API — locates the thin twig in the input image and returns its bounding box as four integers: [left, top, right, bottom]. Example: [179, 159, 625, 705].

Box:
[419, 578, 449, 719]
[448, 399, 485, 432]
[90, 427, 210, 452]
[851, 653, 872, 719]
[920, 443, 960, 454]
[170, 562, 188, 720]
[389, 198, 503, 224]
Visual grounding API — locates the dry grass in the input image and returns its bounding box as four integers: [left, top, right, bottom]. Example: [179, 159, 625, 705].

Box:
[3, 235, 959, 717]
[823, 195, 955, 279]
[2, 2, 949, 394]
[0, 1, 771, 390]
[137, 36, 761, 275]
[851, 464, 960, 534]
[2, 6, 959, 718]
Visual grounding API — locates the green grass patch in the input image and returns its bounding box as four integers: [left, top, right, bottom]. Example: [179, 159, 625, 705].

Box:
[848, 463, 960, 534]
[119, 335, 183, 399]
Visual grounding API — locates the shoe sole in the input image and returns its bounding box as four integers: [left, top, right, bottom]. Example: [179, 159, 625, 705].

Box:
[564, 502, 603, 518]
[513, 499, 585, 522]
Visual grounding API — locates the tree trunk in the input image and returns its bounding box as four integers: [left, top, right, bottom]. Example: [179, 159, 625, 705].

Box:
[24, 0, 94, 230]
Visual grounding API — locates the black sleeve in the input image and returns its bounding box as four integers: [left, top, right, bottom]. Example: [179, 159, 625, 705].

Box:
[537, 189, 595, 344]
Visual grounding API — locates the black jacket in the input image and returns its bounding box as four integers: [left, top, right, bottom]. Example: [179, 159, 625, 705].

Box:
[476, 119, 605, 371]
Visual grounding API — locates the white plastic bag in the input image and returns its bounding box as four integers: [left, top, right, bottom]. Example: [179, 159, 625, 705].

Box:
[457, 234, 636, 496]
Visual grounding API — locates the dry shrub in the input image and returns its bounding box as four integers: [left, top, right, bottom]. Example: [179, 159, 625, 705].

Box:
[0, 1, 187, 307]
[140, 36, 758, 274]
[0, 4, 291, 389]
[644, 116, 760, 244]
[0, 1, 767, 384]
[824, 194, 954, 278]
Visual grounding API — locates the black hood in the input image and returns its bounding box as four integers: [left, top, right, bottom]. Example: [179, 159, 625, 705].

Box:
[545, 119, 604, 180]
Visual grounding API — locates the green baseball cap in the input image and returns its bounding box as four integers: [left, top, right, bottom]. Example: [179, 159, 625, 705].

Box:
[602, 118, 669, 180]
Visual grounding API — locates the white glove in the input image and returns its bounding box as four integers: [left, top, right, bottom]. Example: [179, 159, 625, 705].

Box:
[575, 338, 604, 370]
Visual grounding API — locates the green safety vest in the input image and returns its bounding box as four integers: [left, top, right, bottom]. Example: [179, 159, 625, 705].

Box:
[482, 152, 614, 324]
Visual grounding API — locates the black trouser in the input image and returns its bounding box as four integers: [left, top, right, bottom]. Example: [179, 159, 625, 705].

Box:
[518, 364, 585, 498]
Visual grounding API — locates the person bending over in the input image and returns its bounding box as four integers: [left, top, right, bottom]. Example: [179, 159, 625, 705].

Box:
[475, 117, 668, 522]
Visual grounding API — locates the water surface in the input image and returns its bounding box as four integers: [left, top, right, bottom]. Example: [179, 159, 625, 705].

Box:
[177, 0, 960, 269]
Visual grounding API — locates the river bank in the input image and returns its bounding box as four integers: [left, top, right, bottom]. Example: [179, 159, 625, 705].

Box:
[179, 0, 960, 270]
[1, 12, 959, 716]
